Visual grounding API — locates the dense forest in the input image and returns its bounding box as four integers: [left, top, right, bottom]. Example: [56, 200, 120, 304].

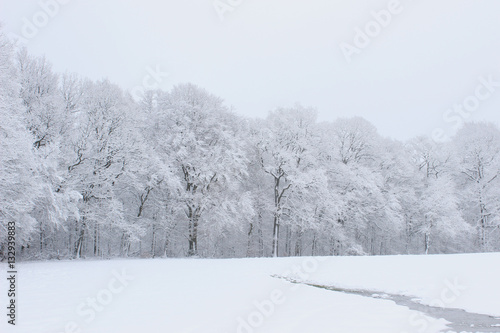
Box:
[1, 31, 499, 260]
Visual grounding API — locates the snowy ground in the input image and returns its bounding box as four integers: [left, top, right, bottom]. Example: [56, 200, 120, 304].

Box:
[1, 253, 500, 333]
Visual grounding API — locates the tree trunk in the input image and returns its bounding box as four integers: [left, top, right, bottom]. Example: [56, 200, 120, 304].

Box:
[406, 216, 413, 254]
[151, 223, 156, 258]
[272, 213, 280, 257]
[163, 229, 170, 257]
[39, 220, 44, 252]
[284, 226, 292, 257]
[311, 232, 317, 256]
[424, 232, 430, 255]
[257, 214, 264, 257]
[479, 201, 487, 251]
[246, 223, 253, 257]
[75, 217, 86, 258]
[271, 174, 281, 258]
[93, 223, 99, 256]
[294, 229, 303, 256]
[186, 204, 200, 256]
[188, 218, 199, 256]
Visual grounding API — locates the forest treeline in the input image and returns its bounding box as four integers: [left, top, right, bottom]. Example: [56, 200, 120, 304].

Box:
[1, 32, 499, 260]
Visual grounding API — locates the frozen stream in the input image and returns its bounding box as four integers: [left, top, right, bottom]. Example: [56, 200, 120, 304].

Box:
[275, 276, 500, 333]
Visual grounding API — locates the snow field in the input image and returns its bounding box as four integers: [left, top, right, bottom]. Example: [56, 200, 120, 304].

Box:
[1, 253, 499, 333]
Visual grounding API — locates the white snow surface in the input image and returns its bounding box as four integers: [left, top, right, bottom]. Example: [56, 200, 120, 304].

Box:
[1, 253, 499, 333]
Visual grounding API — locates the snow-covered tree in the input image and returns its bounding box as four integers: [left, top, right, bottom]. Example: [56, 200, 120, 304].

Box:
[154, 84, 250, 256]
[66, 79, 132, 258]
[406, 136, 472, 254]
[319, 117, 401, 255]
[452, 122, 500, 251]
[256, 105, 331, 257]
[0, 34, 40, 253]
[420, 175, 469, 254]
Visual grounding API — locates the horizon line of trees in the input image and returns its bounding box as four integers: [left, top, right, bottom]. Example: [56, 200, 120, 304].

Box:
[1, 32, 500, 260]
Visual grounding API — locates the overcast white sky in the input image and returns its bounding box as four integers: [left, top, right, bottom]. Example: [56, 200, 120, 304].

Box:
[1, 0, 499, 141]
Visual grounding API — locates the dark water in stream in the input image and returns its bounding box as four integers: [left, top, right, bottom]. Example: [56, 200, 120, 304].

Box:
[275, 276, 500, 333]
